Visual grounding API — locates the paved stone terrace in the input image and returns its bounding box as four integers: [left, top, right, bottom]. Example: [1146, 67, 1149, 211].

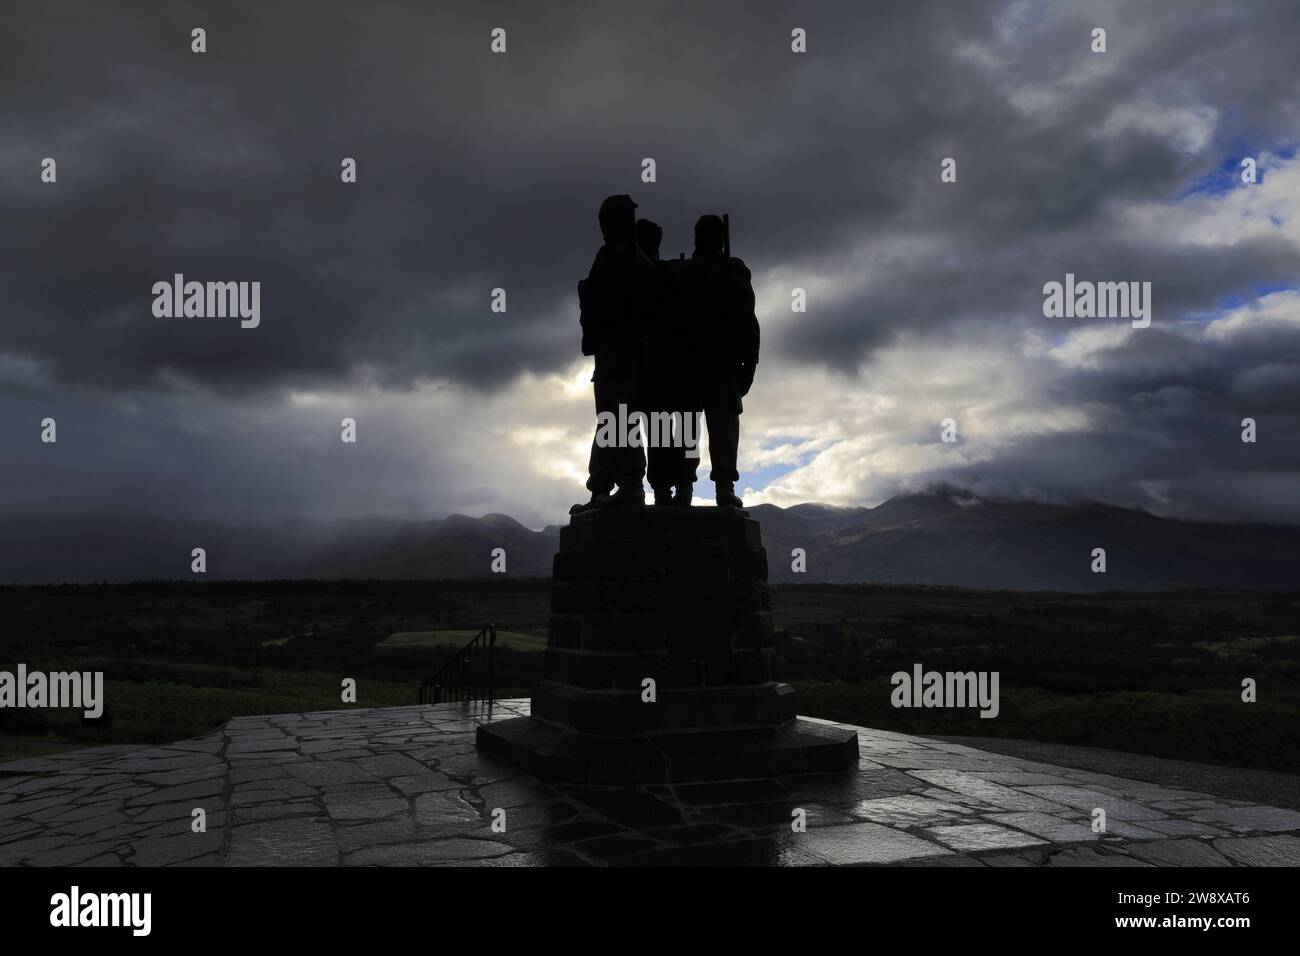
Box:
[1, 700, 1297, 866]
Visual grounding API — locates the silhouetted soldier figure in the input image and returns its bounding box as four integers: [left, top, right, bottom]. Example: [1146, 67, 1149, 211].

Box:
[680, 214, 759, 508]
[637, 218, 695, 506]
[571, 195, 656, 515]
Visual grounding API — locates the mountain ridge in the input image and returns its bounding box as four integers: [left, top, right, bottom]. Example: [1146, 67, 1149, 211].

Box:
[2, 491, 1297, 590]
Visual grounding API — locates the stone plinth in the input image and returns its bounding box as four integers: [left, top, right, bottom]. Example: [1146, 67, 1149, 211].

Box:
[476, 506, 858, 782]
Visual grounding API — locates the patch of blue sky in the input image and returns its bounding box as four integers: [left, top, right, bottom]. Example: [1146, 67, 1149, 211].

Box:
[1170, 282, 1300, 329]
[1177, 142, 1298, 200]
[739, 461, 798, 493]
[1211, 282, 1298, 312]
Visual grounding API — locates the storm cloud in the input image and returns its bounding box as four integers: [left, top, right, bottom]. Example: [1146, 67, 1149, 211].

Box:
[1, 0, 1298, 527]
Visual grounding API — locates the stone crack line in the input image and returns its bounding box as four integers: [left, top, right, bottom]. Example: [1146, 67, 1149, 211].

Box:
[214, 724, 236, 866]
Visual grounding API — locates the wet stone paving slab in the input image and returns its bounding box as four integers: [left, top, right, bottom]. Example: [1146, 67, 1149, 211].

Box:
[0, 700, 1297, 867]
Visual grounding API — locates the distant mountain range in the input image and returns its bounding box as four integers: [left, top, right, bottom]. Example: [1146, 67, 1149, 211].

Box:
[2, 491, 1298, 591]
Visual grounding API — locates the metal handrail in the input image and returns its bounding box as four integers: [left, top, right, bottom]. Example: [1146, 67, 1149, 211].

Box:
[418, 624, 496, 706]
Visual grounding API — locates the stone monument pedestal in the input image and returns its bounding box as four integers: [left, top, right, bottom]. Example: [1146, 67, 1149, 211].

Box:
[476, 506, 858, 783]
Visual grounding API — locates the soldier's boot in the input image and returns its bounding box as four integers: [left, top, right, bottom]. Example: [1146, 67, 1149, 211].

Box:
[608, 483, 646, 507]
[569, 490, 612, 516]
[715, 482, 744, 509]
[672, 483, 693, 507]
[652, 486, 674, 507]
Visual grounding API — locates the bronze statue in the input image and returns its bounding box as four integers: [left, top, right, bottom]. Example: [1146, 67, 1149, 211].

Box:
[573, 199, 759, 513]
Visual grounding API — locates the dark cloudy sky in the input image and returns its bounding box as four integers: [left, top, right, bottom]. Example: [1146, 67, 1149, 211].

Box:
[2, 0, 1298, 528]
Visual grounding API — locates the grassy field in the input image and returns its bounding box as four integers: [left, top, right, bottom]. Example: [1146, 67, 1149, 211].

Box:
[378, 629, 547, 653]
[794, 680, 1299, 772]
[1, 580, 1296, 772]
[0, 659, 417, 761]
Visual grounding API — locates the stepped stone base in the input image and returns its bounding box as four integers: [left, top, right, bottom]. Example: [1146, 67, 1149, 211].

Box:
[477, 505, 858, 783]
[529, 679, 798, 733]
[476, 714, 859, 784]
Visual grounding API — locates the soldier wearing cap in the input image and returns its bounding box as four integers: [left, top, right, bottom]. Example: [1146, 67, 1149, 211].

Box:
[571, 194, 658, 514]
[678, 213, 760, 508]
